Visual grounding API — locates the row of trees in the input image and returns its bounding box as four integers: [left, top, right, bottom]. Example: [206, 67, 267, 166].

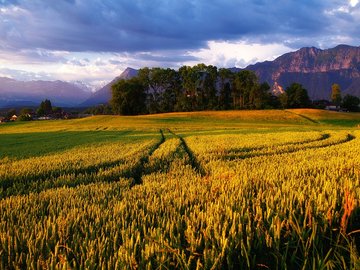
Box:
[109, 64, 360, 115]
[2, 99, 67, 122]
[330, 83, 360, 111]
[111, 65, 312, 115]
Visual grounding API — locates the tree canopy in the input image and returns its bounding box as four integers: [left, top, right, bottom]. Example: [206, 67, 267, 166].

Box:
[280, 83, 311, 108]
[111, 78, 146, 115]
[111, 65, 280, 115]
[37, 99, 53, 116]
[342, 94, 360, 112]
[109, 65, 358, 115]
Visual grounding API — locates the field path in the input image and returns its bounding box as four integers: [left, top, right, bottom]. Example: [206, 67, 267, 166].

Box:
[223, 133, 355, 160]
[285, 109, 321, 124]
[167, 129, 206, 176]
[0, 130, 166, 198]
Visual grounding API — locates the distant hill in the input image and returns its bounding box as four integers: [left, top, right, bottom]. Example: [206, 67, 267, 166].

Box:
[0, 77, 91, 108]
[81, 67, 138, 106]
[246, 44, 360, 100]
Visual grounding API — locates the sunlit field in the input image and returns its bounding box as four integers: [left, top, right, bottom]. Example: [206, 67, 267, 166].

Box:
[1, 109, 360, 269]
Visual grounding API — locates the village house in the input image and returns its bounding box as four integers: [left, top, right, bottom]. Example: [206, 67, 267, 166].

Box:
[10, 115, 18, 121]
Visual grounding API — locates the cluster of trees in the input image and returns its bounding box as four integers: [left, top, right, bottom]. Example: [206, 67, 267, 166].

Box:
[111, 65, 360, 115]
[331, 83, 360, 112]
[1, 99, 67, 122]
[111, 65, 288, 115]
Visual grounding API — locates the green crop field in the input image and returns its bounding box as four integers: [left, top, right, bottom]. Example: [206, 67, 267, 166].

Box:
[1, 109, 360, 269]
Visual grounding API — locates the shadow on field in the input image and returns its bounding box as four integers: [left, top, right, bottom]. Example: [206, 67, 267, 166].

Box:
[0, 130, 133, 159]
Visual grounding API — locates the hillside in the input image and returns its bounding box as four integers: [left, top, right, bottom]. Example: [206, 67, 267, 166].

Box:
[247, 44, 360, 99]
[81, 67, 138, 106]
[0, 77, 91, 107]
[1, 109, 359, 135]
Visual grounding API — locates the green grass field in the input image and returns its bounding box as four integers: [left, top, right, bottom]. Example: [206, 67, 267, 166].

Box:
[1, 109, 360, 269]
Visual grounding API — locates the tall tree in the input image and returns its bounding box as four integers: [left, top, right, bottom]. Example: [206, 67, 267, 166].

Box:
[284, 83, 310, 108]
[218, 68, 234, 110]
[233, 70, 258, 109]
[331, 83, 342, 108]
[178, 65, 198, 111]
[111, 78, 146, 115]
[37, 99, 52, 116]
[342, 94, 360, 112]
[179, 64, 218, 111]
[252, 82, 271, 109]
[138, 67, 181, 113]
[279, 92, 289, 109]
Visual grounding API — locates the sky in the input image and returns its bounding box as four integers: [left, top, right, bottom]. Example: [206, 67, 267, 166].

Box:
[0, 0, 359, 91]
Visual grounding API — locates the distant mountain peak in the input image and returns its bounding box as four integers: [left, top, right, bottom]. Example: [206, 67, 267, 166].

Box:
[81, 67, 139, 106]
[123, 67, 137, 72]
[118, 67, 138, 79]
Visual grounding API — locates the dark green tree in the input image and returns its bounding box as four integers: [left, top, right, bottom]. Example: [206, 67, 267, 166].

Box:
[178, 65, 201, 111]
[218, 68, 234, 110]
[177, 64, 218, 111]
[279, 92, 289, 109]
[111, 78, 146, 115]
[158, 68, 181, 113]
[253, 82, 271, 109]
[138, 67, 181, 113]
[37, 99, 52, 116]
[284, 83, 310, 108]
[233, 70, 259, 109]
[342, 94, 360, 112]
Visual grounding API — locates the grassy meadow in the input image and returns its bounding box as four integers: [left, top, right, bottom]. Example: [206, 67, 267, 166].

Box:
[1, 109, 360, 269]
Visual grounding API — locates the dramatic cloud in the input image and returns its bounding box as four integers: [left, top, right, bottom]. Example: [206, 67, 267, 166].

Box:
[0, 0, 359, 85]
[1, 0, 359, 52]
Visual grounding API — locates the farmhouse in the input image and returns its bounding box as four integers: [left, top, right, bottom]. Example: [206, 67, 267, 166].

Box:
[10, 115, 18, 121]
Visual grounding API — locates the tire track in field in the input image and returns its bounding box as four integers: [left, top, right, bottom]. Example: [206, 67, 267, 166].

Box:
[220, 133, 330, 155]
[0, 130, 166, 198]
[130, 129, 165, 185]
[224, 133, 355, 161]
[167, 129, 206, 176]
[285, 110, 321, 124]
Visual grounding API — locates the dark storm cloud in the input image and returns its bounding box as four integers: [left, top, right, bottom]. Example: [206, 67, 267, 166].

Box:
[0, 0, 359, 53]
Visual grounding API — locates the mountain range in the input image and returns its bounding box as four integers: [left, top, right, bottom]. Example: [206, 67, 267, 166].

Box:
[0, 78, 91, 108]
[246, 44, 360, 100]
[1, 44, 360, 108]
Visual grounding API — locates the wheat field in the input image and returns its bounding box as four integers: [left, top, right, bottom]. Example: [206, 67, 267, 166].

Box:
[1, 109, 360, 269]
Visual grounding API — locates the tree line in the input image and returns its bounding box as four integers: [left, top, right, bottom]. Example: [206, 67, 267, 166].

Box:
[1, 99, 70, 122]
[110, 64, 325, 115]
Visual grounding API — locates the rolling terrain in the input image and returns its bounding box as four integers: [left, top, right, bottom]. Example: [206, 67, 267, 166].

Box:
[0, 109, 360, 269]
